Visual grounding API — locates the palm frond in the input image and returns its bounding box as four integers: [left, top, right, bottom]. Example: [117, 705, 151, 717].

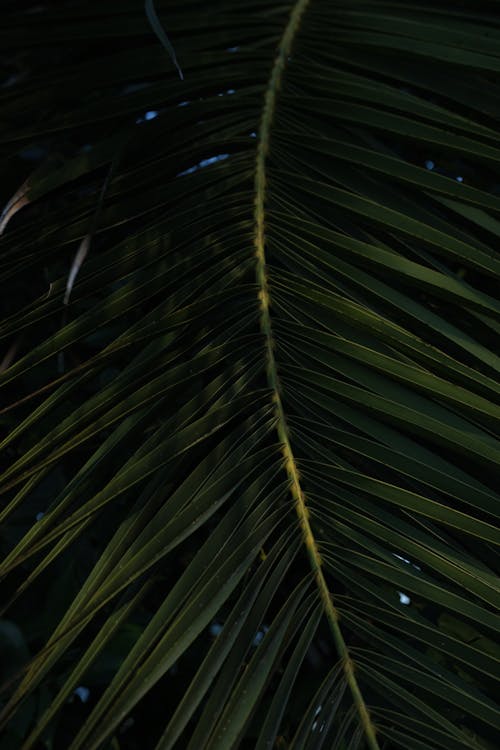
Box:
[0, 1, 499, 748]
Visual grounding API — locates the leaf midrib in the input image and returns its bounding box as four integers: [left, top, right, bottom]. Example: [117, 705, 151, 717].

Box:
[252, 1, 380, 748]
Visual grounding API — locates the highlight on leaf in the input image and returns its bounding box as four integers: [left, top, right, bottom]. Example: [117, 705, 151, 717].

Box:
[145, 0, 184, 80]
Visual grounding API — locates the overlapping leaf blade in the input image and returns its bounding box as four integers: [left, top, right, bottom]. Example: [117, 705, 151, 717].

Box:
[0, 1, 499, 748]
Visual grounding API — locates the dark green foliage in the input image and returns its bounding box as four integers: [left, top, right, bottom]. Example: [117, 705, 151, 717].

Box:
[0, 2, 499, 748]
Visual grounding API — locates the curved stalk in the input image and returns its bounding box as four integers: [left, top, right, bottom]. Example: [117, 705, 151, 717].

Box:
[253, 2, 380, 747]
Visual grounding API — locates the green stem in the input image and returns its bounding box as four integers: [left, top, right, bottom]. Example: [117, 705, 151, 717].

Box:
[253, 2, 380, 748]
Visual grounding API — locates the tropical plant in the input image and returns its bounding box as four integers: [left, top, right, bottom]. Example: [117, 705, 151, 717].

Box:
[0, 0, 499, 748]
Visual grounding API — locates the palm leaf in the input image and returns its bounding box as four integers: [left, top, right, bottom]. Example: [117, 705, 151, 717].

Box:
[0, 1, 499, 748]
